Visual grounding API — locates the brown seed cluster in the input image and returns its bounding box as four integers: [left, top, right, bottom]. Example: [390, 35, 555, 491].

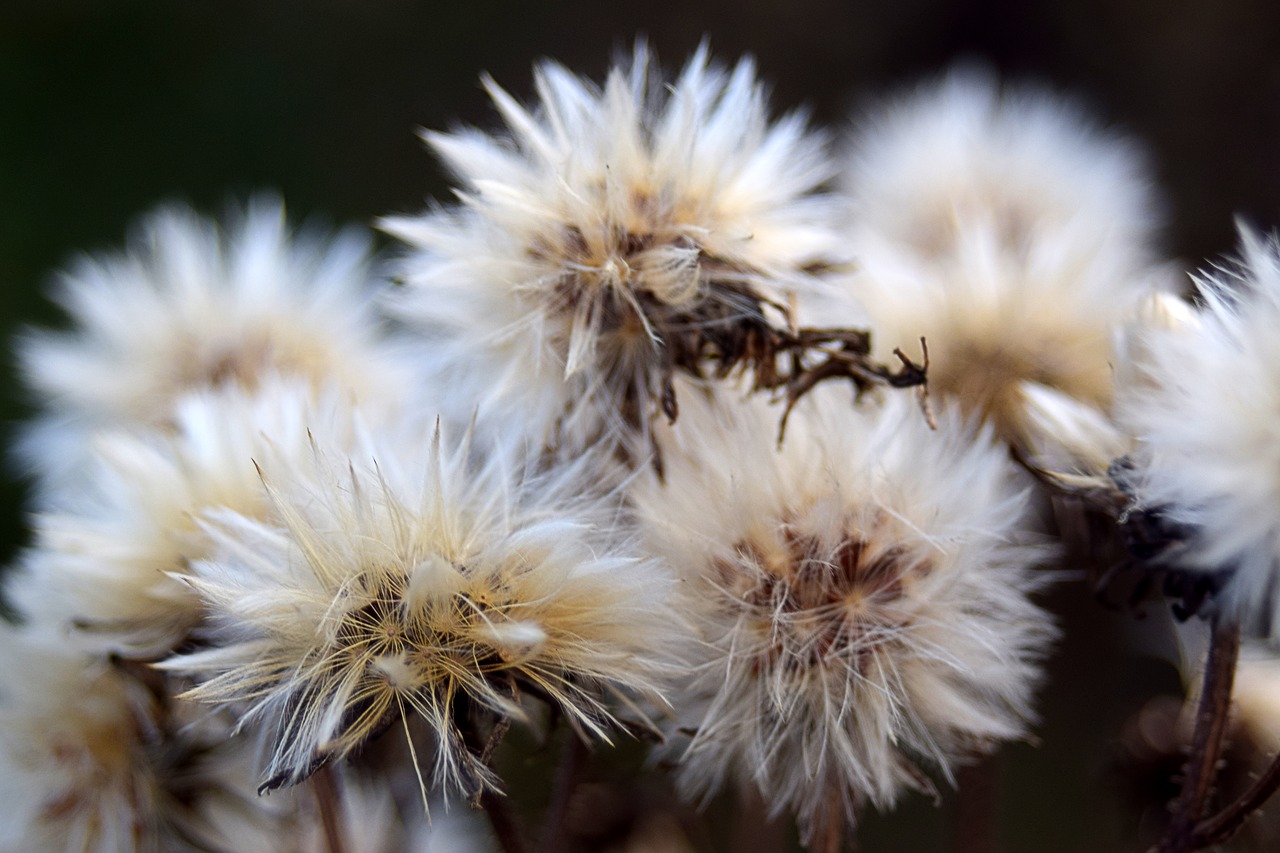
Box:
[714, 516, 930, 673]
[534, 222, 928, 453]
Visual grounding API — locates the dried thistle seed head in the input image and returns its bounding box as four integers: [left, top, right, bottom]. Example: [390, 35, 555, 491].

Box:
[382, 44, 851, 454]
[1118, 228, 1280, 633]
[634, 388, 1054, 842]
[0, 634, 162, 852]
[1016, 292, 1196, 496]
[845, 67, 1162, 265]
[0, 626, 298, 853]
[17, 199, 410, 495]
[162, 421, 676, 803]
[7, 378, 371, 657]
[843, 68, 1173, 448]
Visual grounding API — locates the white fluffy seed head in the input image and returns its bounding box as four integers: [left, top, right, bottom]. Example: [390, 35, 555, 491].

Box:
[845, 66, 1161, 262]
[16, 198, 410, 494]
[0, 627, 160, 853]
[7, 378, 372, 657]
[382, 44, 848, 454]
[1120, 227, 1280, 632]
[0, 624, 319, 853]
[633, 387, 1054, 841]
[162, 419, 678, 802]
[843, 68, 1172, 447]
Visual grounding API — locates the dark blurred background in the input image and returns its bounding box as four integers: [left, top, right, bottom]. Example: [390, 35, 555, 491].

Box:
[5, 2, 1280, 850]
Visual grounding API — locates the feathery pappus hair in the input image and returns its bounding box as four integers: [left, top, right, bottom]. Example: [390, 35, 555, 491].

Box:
[633, 387, 1054, 843]
[382, 44, 859, 456]
[1120, 227, 1280, 632]
[0, 625, 314, 853]
[161, 418, 677, 805]
[16, 198, 409, 495]
[7, 378, 373, 657]
[842, 67, 1171, 448]
[1013, 292, 1197, 502]
[844, 66, 1161, 264]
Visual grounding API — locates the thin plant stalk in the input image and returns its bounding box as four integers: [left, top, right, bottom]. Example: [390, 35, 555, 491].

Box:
[312, 764, 348, 853]
[1156, 614, 1241, 853]
[538, 732, 589, 852]
[952, 757, 1001, 853]
[1191, 748, 1280, 847]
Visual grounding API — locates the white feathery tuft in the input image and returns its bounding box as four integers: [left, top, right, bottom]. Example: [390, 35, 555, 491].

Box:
[1120, 227, 1280, 632]
[633, 385, 1055, 840]
[161, 418, 679, 802]
[16, 198, 412, 497]
[382, 45, 851, 455]
[842, 68, 1173, 447]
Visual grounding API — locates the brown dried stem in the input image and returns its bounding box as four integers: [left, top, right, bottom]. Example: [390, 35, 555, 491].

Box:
[1155, 615, 1241, 853]
[731, 784, 787, 853]
[636, 280, 929, 432]
[776, 336, 931, 444]
[538, 732, 589, 853]
[809, 790, 849, 853]
[312, 764, 348, 853]
[477, 787, 529, 853]
[457, 703, 528, 853]
[952, 757, 1001, 853]
[1189, 747, 1280, 848]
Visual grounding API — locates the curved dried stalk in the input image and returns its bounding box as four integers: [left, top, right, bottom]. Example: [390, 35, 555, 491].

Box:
[1155, 615, 1240, 853]
[312, 765, 348, 853]
[538, 732, 588, 852]
[1191, 748, 1280, 847]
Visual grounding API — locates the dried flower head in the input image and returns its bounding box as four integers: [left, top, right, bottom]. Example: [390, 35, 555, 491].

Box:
[0, 625, 304, 853]
[8, 379, 368, 656]
[163, 421, 675, 803]
[382, 45, 853, 453]
[843, 68, 1170, 446]
[845, 67, 1160, 264]
[1119, 228, 1280, 630]
[17, 199, 407, 493]
[634, 388, 1053, 842]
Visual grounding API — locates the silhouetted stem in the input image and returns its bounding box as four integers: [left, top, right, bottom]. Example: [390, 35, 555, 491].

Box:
[313, 765, 347, 853]
[953, 757, 1000, 853]
[1192, 748, 1280, 847]
[732, 784, 787, 853]
[458, 711, 528, 853]
[479, 788, 529, 853]
[538, 732, 588, 852]
[810, 789, 848, 853]
[1156, 615, 1240, 853]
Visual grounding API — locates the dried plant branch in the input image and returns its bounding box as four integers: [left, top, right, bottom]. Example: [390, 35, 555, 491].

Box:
[477, 787, 528, 853]
[952, 758, 1001, 853]
[538, 732, 589, 853]
[810, 789, 849, 853]
[312, 764, 348, 853]
[777, 335, 931, 444]
[480, 713, 512, 769]
[1191, 747, 1280, 847]
[1155, 615, 1241, 853]
[456, 695, 527, 853]
[616, 277, 930, 440]
[731, 784, 787, 853]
